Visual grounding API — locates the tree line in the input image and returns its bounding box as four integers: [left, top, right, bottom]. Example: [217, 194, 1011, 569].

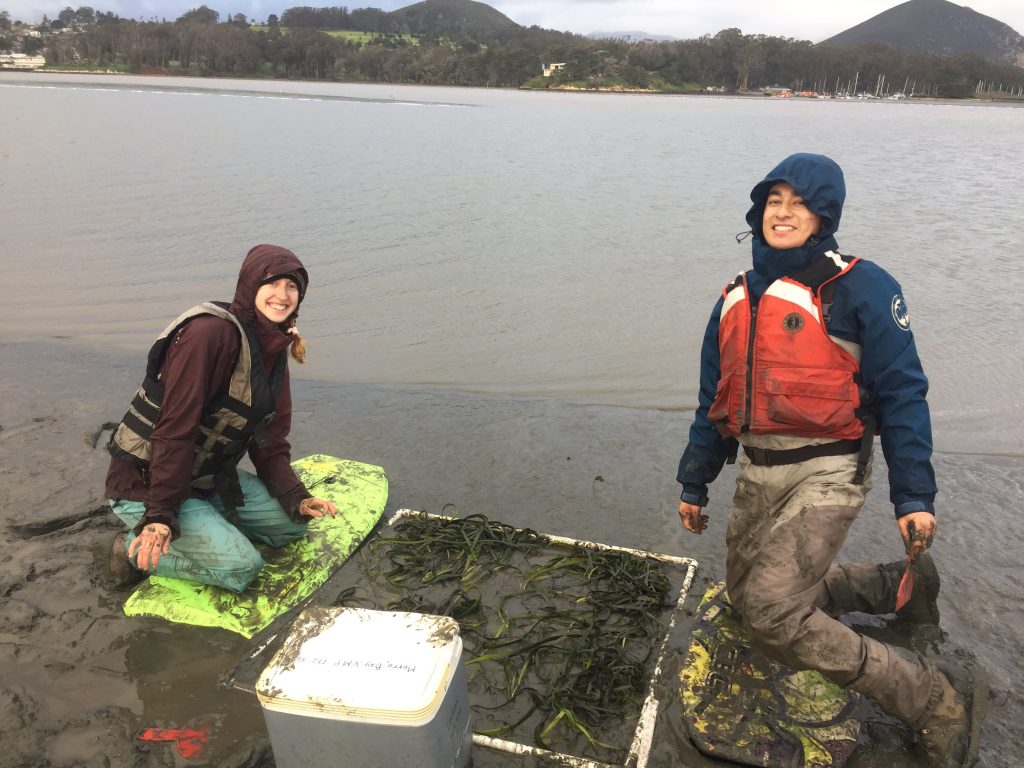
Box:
[278, 6, 397, 32]
[4, 4, 1024, 97]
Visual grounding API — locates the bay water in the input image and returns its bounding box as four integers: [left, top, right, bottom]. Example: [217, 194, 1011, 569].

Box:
[1, 72, 1022, 766]
[3, 73, 1022, 452]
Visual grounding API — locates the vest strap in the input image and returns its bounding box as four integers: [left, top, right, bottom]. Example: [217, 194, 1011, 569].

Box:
[789, 251, 852, 327]
[743, 439, 861, 467]
[252, 419, 272, 448]
[214, 464, 245, 526]
[853, 413, 877, 484]
[119, 410, 152, 444]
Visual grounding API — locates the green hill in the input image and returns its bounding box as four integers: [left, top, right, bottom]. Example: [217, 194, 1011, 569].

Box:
[390, 0, 519, 43]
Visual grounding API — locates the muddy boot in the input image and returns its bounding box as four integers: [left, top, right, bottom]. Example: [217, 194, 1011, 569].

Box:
[881, 552, 940, 624]
[917, 654, 988, 768]
[109, 532, 144, 588]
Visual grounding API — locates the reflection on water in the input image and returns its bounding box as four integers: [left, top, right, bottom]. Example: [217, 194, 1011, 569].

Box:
[124, 627, 271, 765]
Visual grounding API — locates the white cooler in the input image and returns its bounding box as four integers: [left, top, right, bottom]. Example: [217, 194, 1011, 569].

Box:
[256, 606, 472, 768]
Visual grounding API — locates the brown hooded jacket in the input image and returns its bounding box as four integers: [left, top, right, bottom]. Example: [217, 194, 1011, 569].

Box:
[105, 245, 312, 538]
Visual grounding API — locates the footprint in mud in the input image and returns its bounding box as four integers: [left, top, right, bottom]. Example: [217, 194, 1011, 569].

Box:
[11, 506, 114, 540]
[89, 422, 119, 450]
[0, 417, 56, 441]
[0, 688, 32, 730]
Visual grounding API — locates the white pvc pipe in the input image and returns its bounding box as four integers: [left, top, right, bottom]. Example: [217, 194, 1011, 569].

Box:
[390, 509, 700, 768]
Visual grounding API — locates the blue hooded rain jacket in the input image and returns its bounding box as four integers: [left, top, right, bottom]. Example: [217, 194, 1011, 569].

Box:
[677, 153, 937, 518]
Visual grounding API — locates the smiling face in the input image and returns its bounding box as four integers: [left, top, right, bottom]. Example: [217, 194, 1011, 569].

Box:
[254, 277, 301, 324]
[761, 182, 822, 250]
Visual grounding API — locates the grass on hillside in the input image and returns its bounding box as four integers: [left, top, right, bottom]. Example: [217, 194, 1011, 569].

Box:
[42, 63, 135, 73]
[250, 25, 419, 45]
[521, 72, 704, 93]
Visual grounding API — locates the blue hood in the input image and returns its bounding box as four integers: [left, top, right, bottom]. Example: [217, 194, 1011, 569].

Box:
[745, 153, 846, 282]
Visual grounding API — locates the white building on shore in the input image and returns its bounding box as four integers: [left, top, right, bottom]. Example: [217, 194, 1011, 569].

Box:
[0, 53, 47, 70]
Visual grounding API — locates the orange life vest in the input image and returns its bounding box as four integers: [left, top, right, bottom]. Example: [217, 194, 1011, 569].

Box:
[708, 253, 865, 440]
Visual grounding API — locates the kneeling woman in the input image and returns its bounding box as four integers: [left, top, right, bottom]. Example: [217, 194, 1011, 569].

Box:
[106, 244, 337, 591]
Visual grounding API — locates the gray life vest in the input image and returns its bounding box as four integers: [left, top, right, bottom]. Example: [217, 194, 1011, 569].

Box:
[108, 302, 286, 496]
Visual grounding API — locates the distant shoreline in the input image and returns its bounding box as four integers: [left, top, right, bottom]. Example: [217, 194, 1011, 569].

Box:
[11, 68, 1023, 105]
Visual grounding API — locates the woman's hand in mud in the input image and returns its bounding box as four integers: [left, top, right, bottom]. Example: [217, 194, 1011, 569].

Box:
[898, 511, 936, 559]
[679, 502, 708, 535]
[299, 497, 338, 518]
[128, 523, 172, 570]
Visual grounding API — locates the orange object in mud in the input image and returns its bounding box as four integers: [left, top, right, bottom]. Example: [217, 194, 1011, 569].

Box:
[137, 725, 209, 759]
[895, 555, 915, 612]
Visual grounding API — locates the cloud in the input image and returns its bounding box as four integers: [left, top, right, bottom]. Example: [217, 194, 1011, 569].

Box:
[492, 0, 1024, 42]
[492, 1, 731, 38]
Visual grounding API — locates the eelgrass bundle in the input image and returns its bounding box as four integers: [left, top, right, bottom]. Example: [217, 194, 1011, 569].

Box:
[351, 513, 673, 762]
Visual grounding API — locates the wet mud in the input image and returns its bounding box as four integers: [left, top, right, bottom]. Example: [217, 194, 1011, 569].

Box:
[1, 339, 1021, 767]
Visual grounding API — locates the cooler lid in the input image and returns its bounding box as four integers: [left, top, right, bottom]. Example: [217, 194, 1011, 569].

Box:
[256, 607, 463, 720]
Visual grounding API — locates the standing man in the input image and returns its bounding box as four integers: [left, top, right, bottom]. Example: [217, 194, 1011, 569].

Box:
[676, 153, 984, 767]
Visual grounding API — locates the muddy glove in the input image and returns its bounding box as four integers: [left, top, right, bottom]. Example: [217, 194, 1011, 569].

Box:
[299, 497, 338, 518]
[895, 511, 936, 611]
[128, 522, 172, 570]
[898, 511, 936, 560]
[678, 501, 708, 535]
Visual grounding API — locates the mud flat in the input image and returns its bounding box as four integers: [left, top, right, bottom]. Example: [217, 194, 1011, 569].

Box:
[0, 339, 1019, 767]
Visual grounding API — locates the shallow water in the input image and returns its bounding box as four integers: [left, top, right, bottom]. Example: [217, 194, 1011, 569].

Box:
[1, 73, 1022, 767]
[2, 72, 1023, 452]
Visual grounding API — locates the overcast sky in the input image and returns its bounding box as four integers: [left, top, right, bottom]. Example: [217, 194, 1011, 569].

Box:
[4, 0, 1023, 43]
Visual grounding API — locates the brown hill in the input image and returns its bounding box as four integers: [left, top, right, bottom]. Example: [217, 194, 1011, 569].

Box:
[824, 0, 1024, 66]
